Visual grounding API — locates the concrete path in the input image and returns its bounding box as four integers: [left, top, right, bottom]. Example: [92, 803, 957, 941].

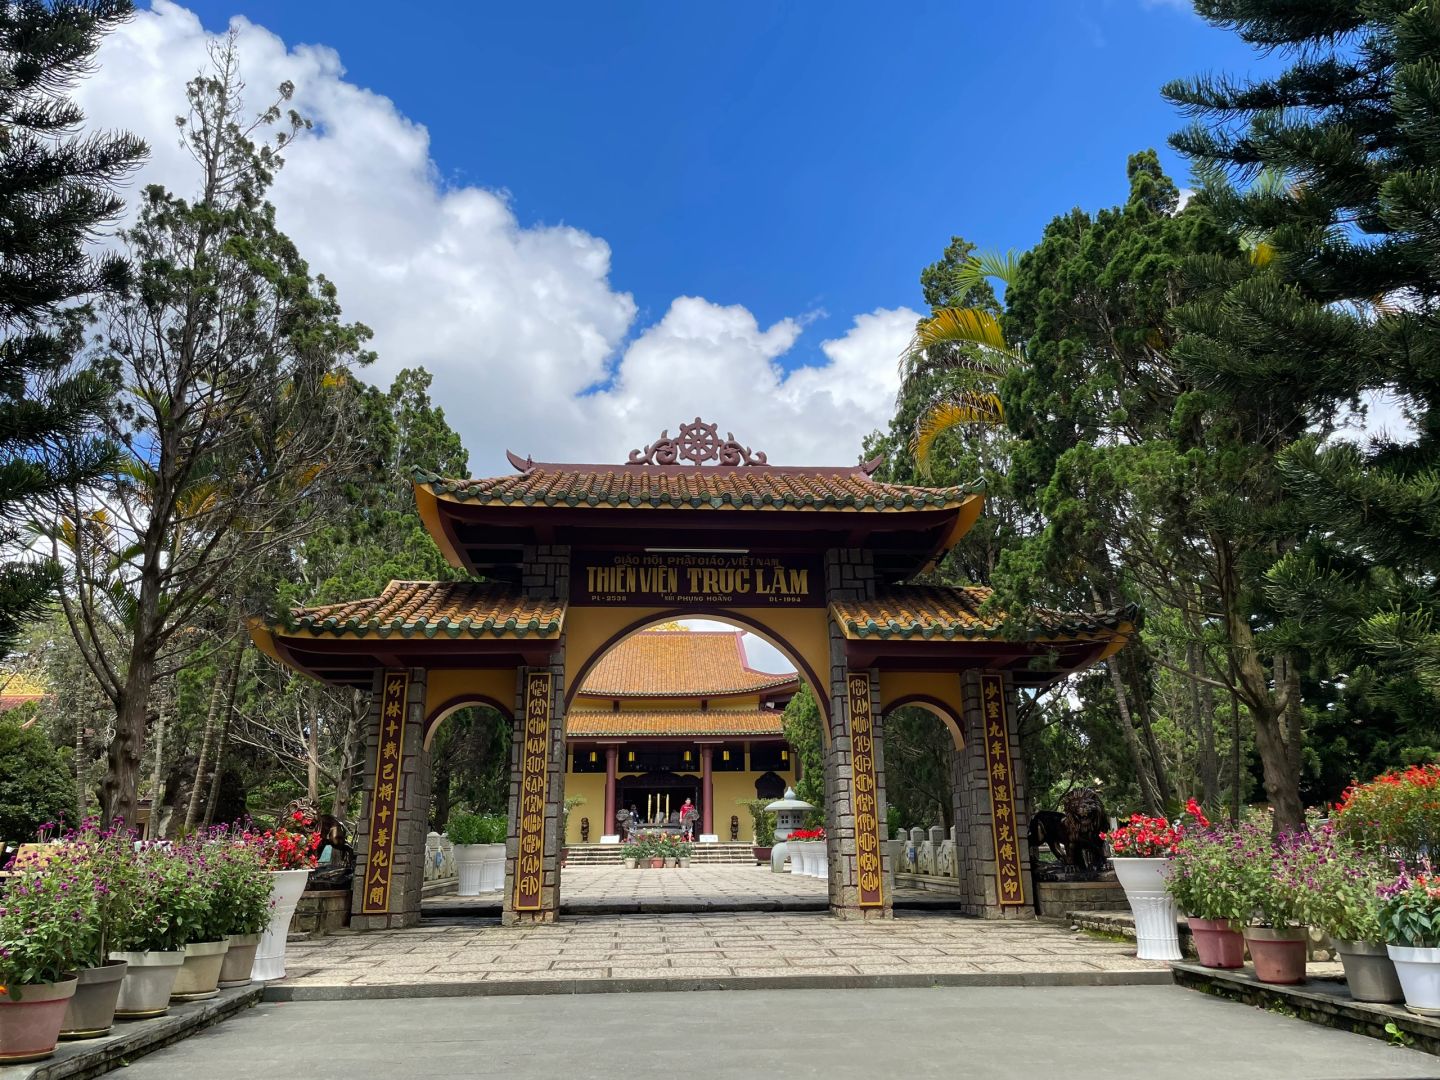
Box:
[109, 986, 1440, 1079]
[274, 910, 1168, 998]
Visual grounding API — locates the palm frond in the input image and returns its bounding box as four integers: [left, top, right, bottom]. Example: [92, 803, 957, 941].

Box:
[911, 395, 1005, 474]
[952, 249, 1022, 296]
[909, 307, 1014, 357]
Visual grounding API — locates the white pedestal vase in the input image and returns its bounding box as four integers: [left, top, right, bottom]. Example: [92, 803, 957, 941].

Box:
[802, 843, 820, 877]
[479, 844, 506, 892]
[251, 869, 311, 982]
[1111, 857, 1182, 961]
[454, 844, 485, 896]
[1388, 945, 1440, 1015]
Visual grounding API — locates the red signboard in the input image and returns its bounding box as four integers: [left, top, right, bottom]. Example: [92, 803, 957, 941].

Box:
[980, 673, 1026, 907]
[361, 670, 408, 915]
[847, 672, 884, 908]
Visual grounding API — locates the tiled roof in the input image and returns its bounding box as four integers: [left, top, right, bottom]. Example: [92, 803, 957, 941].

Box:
[416, 466, 979, 512]
[280, 581, 564, 639]
[566, 710, 786, 737]
[576, 630, 798, 697]
[829, 586, 1138, 641]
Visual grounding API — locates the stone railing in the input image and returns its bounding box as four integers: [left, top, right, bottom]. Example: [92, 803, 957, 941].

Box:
[424, 831, 457, 883]
[888, 826, 959, 892]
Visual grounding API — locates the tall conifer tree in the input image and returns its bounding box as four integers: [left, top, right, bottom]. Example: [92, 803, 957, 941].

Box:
[0, 0, 144, 657]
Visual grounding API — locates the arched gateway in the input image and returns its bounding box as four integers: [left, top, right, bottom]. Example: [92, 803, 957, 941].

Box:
[252, 419, 1135, 928]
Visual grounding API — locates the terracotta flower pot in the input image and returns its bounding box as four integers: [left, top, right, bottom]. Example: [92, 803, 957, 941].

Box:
[1334, 939, 1403, 1004]
[649, 857, 665, 869]
[171, 940, 229, 1002]
[1187, 917, 1245, 969]
[252, 868, 310, 982]
[111, 950, 184, 1019]
[1244, 926, 1308, 984]
[753, 846, 772, 865]
[0, 976, 78, 1064]
[60, 960, 128, 1040]
[219, 933, 261, 989]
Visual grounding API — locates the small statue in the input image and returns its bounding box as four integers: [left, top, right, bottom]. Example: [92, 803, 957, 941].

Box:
[1061, 788, 1107, 873]
[616, 808, 632, 841]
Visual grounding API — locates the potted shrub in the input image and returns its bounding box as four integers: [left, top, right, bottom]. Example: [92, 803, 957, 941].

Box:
[205, 835, 275, 990]
[1336, 764, 1440, 865]
[53, 824, 135, 1039]
[620, 840, 642, 870]
[677, 840, 692, 869]
[167, 838, 234, 1002]
[1380, 866, 1440, 1014]
[560, 796, 586, 867]
[1165, 800, 1246, 969]
[1103, 812, 1183, 961]
[1308, 828, 1402, 1004]
[247, 812, 320, 983]
[1233, 823, 1327, 985]
[449, 812, 506, 895]
[0, 858, 81, 1062]
[740, 800, 775, 865]
[109, 844, 190, 1019]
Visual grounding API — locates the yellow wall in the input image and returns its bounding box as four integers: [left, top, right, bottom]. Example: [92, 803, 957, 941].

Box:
[563, 772, 607, 845]
[877, 670, 966, 748]
[422, 668, 518, 749]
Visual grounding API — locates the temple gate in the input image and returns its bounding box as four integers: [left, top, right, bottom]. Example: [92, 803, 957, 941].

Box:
[252, 419, 1134, 927]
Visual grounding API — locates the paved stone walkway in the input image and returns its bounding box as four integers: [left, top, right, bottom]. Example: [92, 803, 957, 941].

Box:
[272, 910, 1167, 998]
[422, 864, 955, 915]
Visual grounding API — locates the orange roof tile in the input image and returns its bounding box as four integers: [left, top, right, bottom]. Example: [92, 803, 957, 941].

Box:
[565, 709, 786, 737]
[829, 586, 1138, 641]
[417, 466, 979, 513]
[576, 630, 798, 697]
[280, 581, 564, 639]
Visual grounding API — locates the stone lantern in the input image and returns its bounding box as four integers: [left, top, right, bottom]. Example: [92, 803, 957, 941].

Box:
[765, 787, 815, 874]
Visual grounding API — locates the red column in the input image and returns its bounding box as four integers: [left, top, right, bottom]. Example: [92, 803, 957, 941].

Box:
[604, 746, 618, 837]
[700, 744, 714, 837]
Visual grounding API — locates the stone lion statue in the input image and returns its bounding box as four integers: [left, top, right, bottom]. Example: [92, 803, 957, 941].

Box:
[1061, 788, 1106, 873]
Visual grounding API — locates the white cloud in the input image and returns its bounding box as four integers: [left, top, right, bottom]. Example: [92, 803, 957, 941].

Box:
[77, 3, 914, 472]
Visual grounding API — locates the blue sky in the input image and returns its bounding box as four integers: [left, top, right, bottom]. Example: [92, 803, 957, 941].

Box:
[82, 3, 1274, 470]
[172, 0, 1261, 352]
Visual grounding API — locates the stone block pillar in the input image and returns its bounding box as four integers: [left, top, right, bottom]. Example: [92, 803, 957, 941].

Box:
[351, 666, 431, 930]
[950, 669, 1034, 919]
[823, 548, 892, 920]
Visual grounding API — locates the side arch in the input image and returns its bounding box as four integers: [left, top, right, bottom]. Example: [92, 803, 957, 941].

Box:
[879, 694, 965, 751]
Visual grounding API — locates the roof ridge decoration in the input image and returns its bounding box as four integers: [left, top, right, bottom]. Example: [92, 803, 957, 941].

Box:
[628, 418, 768, 467]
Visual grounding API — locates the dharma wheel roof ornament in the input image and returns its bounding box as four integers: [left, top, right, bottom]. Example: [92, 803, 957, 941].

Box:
[628, 418, 768, 467]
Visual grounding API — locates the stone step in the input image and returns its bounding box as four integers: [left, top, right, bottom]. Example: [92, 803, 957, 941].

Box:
[565, 843, 761, 866]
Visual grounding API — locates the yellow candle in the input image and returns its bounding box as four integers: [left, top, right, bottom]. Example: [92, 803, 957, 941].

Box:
[666, 794, 671, 818]
[647, 794, 652, 820]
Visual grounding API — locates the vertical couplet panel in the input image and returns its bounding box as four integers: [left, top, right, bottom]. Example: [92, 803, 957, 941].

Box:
[514, 671, 551, 912]
[847, 671, 884, 908]
[979, 672, 1025, 908]
[361, 670, 408, 915]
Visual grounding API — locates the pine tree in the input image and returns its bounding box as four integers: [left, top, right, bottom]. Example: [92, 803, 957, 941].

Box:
[0, 0, 144, 657]
[1165, 2, 1440, 740]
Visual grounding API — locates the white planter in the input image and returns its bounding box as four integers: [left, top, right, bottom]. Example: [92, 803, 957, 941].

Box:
[454, 843, 505, 894]
[1388, 945, 1440, 1015]
[109, 950, 184, 1019]
[1111, 857, 1182, 962]
[251, 869, 310, 982]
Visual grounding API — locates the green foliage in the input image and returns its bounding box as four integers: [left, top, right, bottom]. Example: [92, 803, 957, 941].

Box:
[204, 836, 274, 937]
[445, 811, 506, 847]
[0, 862, 88, 993]
[884, 706, 955, 832]
[780, 686, 824, 816]
[112, 845, 214, 952]
[1380, 876, 1440, 950]
[0, 716, 76, 844]
[1166, 829, 1253, 924]
[560, 795, 585, 845]
[737, 798, 776, 847]
[1334, 765, 1440, 865]
[622, 831, 687, 862]
[0, 0, 145, 660]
